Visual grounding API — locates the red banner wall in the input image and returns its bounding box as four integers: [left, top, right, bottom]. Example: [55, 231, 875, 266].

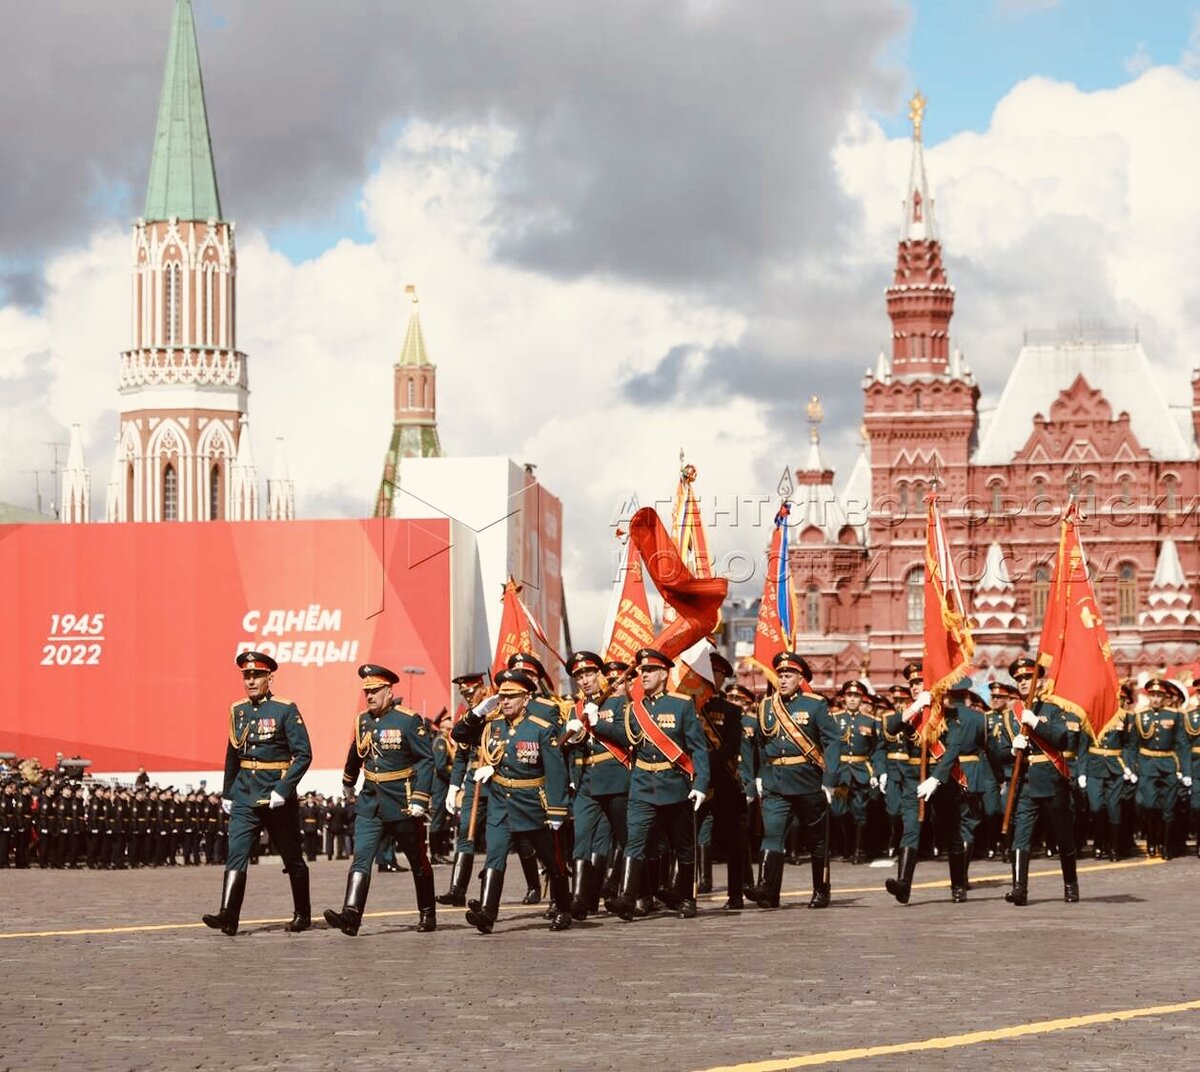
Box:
[0, 518, 451, 773]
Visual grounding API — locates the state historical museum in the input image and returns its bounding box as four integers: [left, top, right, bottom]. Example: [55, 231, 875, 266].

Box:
[787, 95, 1200, 685]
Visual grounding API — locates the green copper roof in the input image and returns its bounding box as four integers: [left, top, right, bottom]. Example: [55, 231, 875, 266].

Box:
[143, 0, 222, 222]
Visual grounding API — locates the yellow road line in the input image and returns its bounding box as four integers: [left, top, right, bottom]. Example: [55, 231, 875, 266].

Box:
[0, 858, 1162, 939]
[695, 996, 1200, 1071]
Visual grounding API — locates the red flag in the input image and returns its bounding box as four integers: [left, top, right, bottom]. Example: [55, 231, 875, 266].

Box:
[603, 537, 656, 666]
[1036, 505, 1121, 740]
[747, 501, 795, 687]
[490, 578, 533, 681]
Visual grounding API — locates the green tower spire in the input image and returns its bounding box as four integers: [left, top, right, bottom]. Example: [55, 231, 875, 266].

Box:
[143, 0, 222, 222]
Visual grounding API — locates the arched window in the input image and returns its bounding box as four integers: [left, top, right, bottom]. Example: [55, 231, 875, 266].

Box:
[1119, 475, 1132, 505]
[898, 483, 909, 513]
[1164, 475, 1179, 514]
[163, 464, 179, 522]
[805, 586, 821, 633]
[407, 379, 416, 408]
[906, 567, 924, 631]
[164, 263, 182, 345]
[209, 463, 222, 521]
[125, 462, 134, 522]
[1031, 567, 1051, 627]
[1082, 477, 1096, 514]
[1118, 563, 1137, 626]
[990, 482, 1003, 516]
[914, 389, 923, 410]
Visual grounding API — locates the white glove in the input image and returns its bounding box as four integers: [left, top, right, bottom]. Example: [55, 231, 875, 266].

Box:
[409, 803, 426, 818]
[1020, 708, 1039, 729]
[446, 785, 461, 814]
[268, 790, 286, 809]
[902, 692, 931, 724]
[563, 718, 586, 742]
[688, 789, 705, 812]
[916, 777, 939, 801]
[755, 777, 763, 797]
[583, 702, 600, 725]
[473, 765, 494, 784]
[821, 785, 833, 805]
[871, 774, 881, 790]
[221, 798, 233, 816]
[472, 694, 500, 720]
[1183, 776, 1194, 788]
[548, 819, 564, 830]
[1123, 769, 1138, 784]
[1011, 733, 1029, 753]
[1077, 775, 1087, 789]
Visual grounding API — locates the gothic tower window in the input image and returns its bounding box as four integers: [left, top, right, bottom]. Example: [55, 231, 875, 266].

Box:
[1118, 563, 1137, 626]
[407, 379, 416, 408]
[1031, 567, 1051, 627]
[906, 566, 924, 631]
[805, 586, 821, 633]
[163, 463, 179, 521]
[125, 462, 134, 522]
[1164, 474, 1178, 514]
[164, 263, 182, 345]
[210, 463, 222, 521]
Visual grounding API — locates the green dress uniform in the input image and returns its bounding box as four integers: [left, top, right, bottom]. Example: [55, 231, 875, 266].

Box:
[995, 700, 1080, 904]
[983, 706, 1013, 858]
[1133, 702, 1190, 858]
[834, 706, 886, 864]
[1076, 709, 1135, 860]
[202, 651, 313, 937]
[752, 684, 841, 909]
[695, 693, 748, 905]
[461, 669, 573, 934]
[592, 681, 711, 920]
[1181, 707, 1200, 855]
[324, 689, 437, 936]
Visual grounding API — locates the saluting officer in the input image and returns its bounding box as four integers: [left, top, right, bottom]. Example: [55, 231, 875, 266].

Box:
[202, 651, 313, 937]
[460, 669, 572, 934]
[590, 647, 710, 921]
[752, 652, 840, 910]
[324, 664, 437, 936]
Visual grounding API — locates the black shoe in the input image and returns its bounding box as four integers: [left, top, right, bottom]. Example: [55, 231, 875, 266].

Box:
[808, 854, 831, 908]
[756, 851, 785, 909]
[284, 869, 312, 932]
[324, 870, 370, 936]
[1061, 851, 1079, 903]
[677, 899, 698, 919]
[519, 850, 543, 905]
[1005, 849, 1030, 906]
[465, 869, 504, 935]
[723, 897, 744, 910]
[609, 856, 642, 922]
[417, 908, 437, 932]
[885, 847, 917, 906]
[202, 870, 247, 936]
[436, 852, 473, 907]
[549, 910, 572, 932]
[949, 851, 967, 903]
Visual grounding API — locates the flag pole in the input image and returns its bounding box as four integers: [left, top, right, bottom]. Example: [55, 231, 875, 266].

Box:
[916, 463, 941, 824]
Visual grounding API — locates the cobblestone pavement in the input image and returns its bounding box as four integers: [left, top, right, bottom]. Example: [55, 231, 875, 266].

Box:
[0, 854, 1195, 1071]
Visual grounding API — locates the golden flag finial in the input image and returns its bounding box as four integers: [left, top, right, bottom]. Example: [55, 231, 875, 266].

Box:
[908, 89, 927, 142]
[405, 283, 419, 304]
[806, 395, 824, 443]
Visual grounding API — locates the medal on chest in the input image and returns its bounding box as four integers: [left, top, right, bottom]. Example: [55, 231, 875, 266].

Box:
[515, 739, 541, 765]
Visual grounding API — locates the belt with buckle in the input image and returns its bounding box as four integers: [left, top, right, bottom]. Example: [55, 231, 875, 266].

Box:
[363, 767, 414, 783]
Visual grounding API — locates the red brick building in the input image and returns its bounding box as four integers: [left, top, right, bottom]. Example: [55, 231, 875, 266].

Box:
[787, 94, 1200, 687]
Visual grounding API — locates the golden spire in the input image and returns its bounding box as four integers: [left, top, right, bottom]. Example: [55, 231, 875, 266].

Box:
[908, 89, 927, 142]
[806, 395, 824, 444]
[404, 283, 419, 304]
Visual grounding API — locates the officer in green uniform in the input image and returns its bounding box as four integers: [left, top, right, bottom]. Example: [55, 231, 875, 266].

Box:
[591, 647, 711, 920]
[460, 669, 572, 934]
[323, 664, 436, 936]
[428, 711, 455, 863]
[1076, 686, 1136, 861]
[439, 671, 497, 907]
[561, 650, 629, 921]
[731, 683, 761, 897]
[833, 680, 886, 865]
[751, 651, 840, 910]
[983, 676, 1018, 860]
[202, 651, 313, 937]
[1181, 695, 1200, 856]
[1133, 677, 1191, 859]
[880, 684, 909, 858]
[945, 679, 1003, 888]
[996, 657, 1080, 905]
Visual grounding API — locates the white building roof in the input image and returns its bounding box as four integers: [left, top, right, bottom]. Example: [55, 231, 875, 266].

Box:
[972, 340, 1195, 465]
[838, 446, 871, 544]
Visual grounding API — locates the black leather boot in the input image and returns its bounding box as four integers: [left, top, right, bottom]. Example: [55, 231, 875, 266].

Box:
[437, 852, 473, 906]
[202, 869, 247, 936]
[610, 855, 642, 922]
[1162, 817, 1174, 861]
[675, 860, 697, 918]
[656, 857, 682, 911]
[284, 868, 312, 932]
[635, 855, 657, 917]
[414, 863, 437, 932]
[851, 823, 867, 865]
[949, 851, 967, 903]
[519, 848, 543, 905]
[570, 857, 591, 921]
[465, 868, 504, 934]
[325, 869, 371, 936]
[588, 851, 608, 912]
[885, 846, 918, 905]
[1061, 851, 1079, 903]
[746, 848, 764, 900]
[755, 850, 785, 909]
[1005, 849, 1030, 906]
[548, 871, 573, 931]
[1091, 815, 1107, 859]
[808, 852, 831, 909]
[697, 845, 713, 893]
[724, 855, 745, 910]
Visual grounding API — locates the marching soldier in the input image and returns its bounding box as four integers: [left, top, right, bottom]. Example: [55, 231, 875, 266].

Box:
[751, 652, 840, 910]
[996, 657, 1081, 904]
[1181, 692, 1200, 856]
[300, 792, 321, 862]
[324, 664, 437, 936]
[36, 783, 57, 869]
[1076, 683, 1136, 861]
[428, 711, 455, 863]
[1133, 677, 1191, 859]
[833, 680, 886, 865]
[459, 669, 572, 934]
[202, 651, 313, 937]
[590, 647, 711, 920]
[0, 781, 18, 867]
[562, 650, 629, 921]
[984, 676, 1018, 860]
[732, 682, 763, 897]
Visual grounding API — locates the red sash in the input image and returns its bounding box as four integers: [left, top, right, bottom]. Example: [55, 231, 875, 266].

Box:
[1011, 702, 1071, 780]
[632, 692, 694, 777]
[576, 697, 631, 769]
[770, 694, 825, 771]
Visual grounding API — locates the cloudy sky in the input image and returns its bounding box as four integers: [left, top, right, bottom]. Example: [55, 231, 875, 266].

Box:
[4, 0, 1200, 641]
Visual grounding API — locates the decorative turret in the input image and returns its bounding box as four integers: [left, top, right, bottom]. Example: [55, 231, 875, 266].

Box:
[375, 285, 444, 517]
[971, 542, 1026, 634]
[267, 436, 295, 521]
[60, 424, 91, 524]
[886, 91, 956, 380]
[793, 397, 848, 542]
[228, 415, 258, 521]
[1140, 538, 1199, 632]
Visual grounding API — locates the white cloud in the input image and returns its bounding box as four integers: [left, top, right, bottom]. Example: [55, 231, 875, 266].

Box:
[1124, 41, 1153, 77]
